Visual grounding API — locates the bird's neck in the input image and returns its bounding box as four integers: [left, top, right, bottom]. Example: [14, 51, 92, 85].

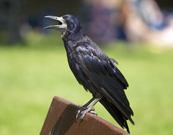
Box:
[62, 29, 85, 43]
[62, 25, 84, 40]
[62, 30, 86, 54]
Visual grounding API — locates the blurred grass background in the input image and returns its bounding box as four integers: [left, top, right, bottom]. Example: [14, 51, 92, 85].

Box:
[0, 32, 173, 135]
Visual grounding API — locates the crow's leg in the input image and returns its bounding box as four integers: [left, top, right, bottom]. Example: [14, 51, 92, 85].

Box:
[83, 97, 95, 107]
[76, 97, 95, 119]
[79, 98, 101, 121]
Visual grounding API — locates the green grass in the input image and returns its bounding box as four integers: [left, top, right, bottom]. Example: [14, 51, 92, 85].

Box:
[0, 32, 173, 135]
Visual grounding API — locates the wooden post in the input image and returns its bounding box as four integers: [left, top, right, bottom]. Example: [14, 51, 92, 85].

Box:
[40, 96, 130, 135]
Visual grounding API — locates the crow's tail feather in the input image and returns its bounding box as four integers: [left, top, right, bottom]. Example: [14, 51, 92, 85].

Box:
[99, 97, 130, 133]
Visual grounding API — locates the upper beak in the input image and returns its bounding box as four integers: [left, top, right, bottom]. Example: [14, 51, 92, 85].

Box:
[44, 16, 67, 32]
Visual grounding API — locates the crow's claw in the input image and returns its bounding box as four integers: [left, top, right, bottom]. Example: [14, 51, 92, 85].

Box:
[77, 106, 97, 122]
[76, 106, 88, 119]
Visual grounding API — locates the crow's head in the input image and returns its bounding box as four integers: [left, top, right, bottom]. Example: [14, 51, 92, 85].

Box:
[44, 14, 81, 36]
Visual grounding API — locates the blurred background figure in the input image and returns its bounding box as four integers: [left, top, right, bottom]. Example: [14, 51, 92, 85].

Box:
[123, 0, 173, 47]
[79, 0, 173, 47]
[79, 0, 127, 44]
[131, 0, 165, 30]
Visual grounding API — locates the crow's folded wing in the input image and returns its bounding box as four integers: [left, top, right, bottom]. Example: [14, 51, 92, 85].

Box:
[76, 44, 134, 122]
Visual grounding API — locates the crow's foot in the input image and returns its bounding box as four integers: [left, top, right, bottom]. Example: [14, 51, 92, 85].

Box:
[76, 106, 88, 119]
[76, 106, 97, 122]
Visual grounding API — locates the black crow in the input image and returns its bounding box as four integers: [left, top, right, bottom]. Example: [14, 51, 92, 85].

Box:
[44, 14, 134, 133]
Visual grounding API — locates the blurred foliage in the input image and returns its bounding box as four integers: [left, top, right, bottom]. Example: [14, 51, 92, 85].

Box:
[0, 32, 173, 135]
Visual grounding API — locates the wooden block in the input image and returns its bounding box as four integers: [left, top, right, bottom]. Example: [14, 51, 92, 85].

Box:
[40, 96, 130, 135]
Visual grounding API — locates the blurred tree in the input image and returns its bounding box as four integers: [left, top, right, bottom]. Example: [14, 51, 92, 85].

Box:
[0, 0, 23, 45]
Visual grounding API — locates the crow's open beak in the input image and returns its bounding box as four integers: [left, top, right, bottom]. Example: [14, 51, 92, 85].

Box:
[44, 16, 67, 32]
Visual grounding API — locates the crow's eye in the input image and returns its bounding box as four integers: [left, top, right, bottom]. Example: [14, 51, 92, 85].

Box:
[68, 22, 74, 30]
[70, 23, 74, 28]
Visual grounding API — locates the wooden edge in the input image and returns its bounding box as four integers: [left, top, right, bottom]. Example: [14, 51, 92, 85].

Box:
[40, 96, 130, 135]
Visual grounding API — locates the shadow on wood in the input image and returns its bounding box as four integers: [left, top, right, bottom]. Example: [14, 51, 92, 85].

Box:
[40, 96, 130, 135]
